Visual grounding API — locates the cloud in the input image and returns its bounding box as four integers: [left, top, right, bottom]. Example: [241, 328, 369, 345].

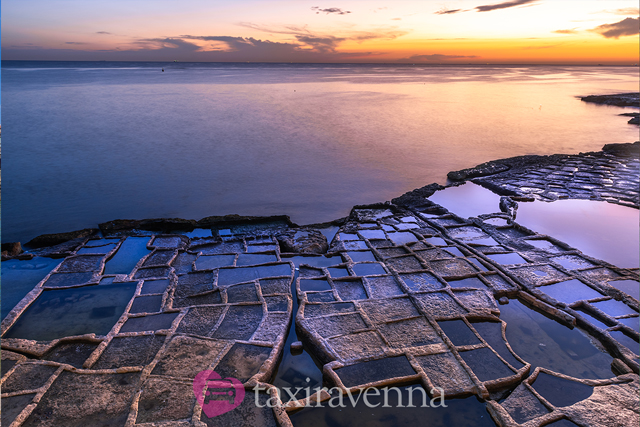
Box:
[595, 8, 640, 16]
[553, 29, 578, 34]
[295, 35, 345, 52]
[475, 0, 538, 12]
[311, 7, 351, 15]
[391, 17, 402, 21]
[612, 8, 640, 15]
[236, 21, 408, 49]
[403, 53, 479, 62]
[96, 31, 111, 35]
[435, 8, 464, 15]
[590, 17, 639, 38]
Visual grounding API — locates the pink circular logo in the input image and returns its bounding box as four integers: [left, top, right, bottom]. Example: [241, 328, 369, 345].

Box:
[193, 370, 246, 418]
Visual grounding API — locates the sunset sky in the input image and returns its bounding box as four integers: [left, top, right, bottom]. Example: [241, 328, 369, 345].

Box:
[2, 0, 639, 64]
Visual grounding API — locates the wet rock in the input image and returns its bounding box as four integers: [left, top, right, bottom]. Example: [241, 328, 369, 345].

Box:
[499, 196, 518, 218]
[151, 335, 227, 378]
[22, 370, 141, 427]
[276, 229, 328, 254]
[391, 183, 445, 207]
[136, 377, 195, 424]
[98, 219, 142, 235]
[42, 340, 101, 368]
[214, 343, 273, 382]
[564, 377, 640, 426]
[580, 92, 639, 107]
[2, 364, 59, 394]
[25, 228, 98, 249]
[2, 393, 36, 427]
[93, 335, 165, 369]
[500, 382, 551, 423]
[197, 214, 295, 229]
[602, 141, 639, 157]
[2, 241, 23, 257]
[448, 162, 510, 181]
[200, 392, 278, 427]
[290, 341, 303, 353]
[416, 352, 475, 395]
[335, 355, 416, 388]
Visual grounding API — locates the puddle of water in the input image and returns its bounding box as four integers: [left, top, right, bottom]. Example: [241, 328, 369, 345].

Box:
[318, 226, 340, 246]
[550, 255, 593, 271]
[76, 243, 118, 254]
[272, 259, 328, 393]
[300, 279, 332, 292]
[247, 243, 277, 253]
[591, 299, 637, 317]
[387, 232, 418, 246]
[346, 251, 377, 262]
[327, 267, 350, 278]
[448, 227, 487, 240]
[609, 330, 639, 355]
[471, 322, 524, 369]
[140, 279, 170, 295]
[352, 263, 386, 277]
[447, 277, 488, 290]
[530, 372, 593, 407]
[339, 233, 359, 241]
[359, 229, 386, 240]
[282, 255, 342, 268]
[217, 264, 292, 286]
[484, 218, 509, 226]
[538, 279, 604, 305]
[400, 273, 444, 292]
[525, 239, 565, 253]
[104, 237, 152, 275]
[170, 228, 212, 238]
[438, 320, 481, 346]
[289, 385, 495, 427]
[468, 258, 489, 272]
[1, 257, 62, 320]
[499, 299, 614, 379]
[577, 310, 614, 330]
[5, 282, 137, 341]
[607, 280, 639, 300]
[236, 253, 278, 266]
[429, 182, 503, 219]
[486, 253, 527, 265]
[618, 317, 639, 332]
[424, 237, 447, 246]
[442, 246, 464, 257]
[516, 199, 639, 269]
[194, 254, 235, 270]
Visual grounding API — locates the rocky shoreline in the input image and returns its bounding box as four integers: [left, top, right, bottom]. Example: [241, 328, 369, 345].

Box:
[2, 139, 639, 426]
[2, 90, 639, 426]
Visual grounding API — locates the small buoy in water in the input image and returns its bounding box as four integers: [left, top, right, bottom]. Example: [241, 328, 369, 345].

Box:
[162, 68, 164, 72]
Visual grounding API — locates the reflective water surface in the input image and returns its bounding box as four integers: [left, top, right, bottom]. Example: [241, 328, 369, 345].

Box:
[3, 62, 638, 242]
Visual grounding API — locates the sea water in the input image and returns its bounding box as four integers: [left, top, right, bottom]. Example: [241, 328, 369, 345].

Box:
[2, 62, 638, 242]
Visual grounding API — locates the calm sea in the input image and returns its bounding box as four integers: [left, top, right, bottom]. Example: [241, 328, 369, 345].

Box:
[2, 62, 638, 242]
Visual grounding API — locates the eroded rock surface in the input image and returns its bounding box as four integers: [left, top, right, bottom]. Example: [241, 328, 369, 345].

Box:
[2, 143, 639, 426]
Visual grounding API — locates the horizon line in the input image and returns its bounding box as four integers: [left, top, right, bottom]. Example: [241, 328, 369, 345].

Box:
[2, 59, 639, 66]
